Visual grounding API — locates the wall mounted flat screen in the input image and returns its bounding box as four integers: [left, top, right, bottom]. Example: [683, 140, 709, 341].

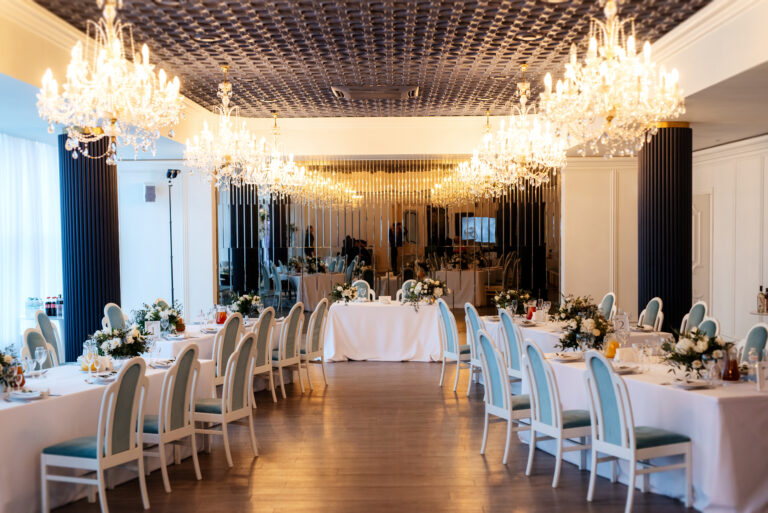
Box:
[461, 217, 496, 243]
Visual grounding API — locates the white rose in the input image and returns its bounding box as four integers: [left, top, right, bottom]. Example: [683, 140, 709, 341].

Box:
[160, 310, 170, 320]
[715, 337, 725, 347]
[692, 360, 703, 369]
[676, 338, 695, 354]
[3, 355, 13, 364]
[101, 341, 110, 353]
[712, 349, 724, 359]
[494, 295, 500, 302]
[125, 334, 134, 344]
[434, 287, 443, 297]
[592, 329, 601, 337]
[337, 286, 343, 292]
[694, 339, 709, 353]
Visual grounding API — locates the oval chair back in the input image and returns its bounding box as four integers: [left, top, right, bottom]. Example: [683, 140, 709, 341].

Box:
[35, 310, 62, 364]
[476, 330, 510, 411]
[697, 317, 720, 338]
[158, 344, 200, 434]
[213, 313, 243, 381]
[278, 302, 304, 361]
[305, 299, 329, 356]
[740, 323, 768, 362]
[351, 279, 374, 301]
[499, 309, 523, 379]
[344, 263, 355, 283]
[463, 302, 483, 364]
[98, 357, 149, 458]
[155, 298, 170, 309]
[638, 297, 663, 331]
[437, 298, 459, 355]
[522, 340, 563, 428]
[396, 279, 416, 301]
[328, 259, 337, 273]
[584, 351, 630, 449]
[680, 301, 707, 333]
[225, 334, 257, 414]
[103, 303, 126, 331]
[253, 307, 275, 370]
[598, 292, 616, 321]
[23, 328, 57, 368]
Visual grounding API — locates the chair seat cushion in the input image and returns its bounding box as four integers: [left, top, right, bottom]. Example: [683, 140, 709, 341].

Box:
[194, 398, 223, 415]
[510, 394, 531, 411]
[562, 409, 591, 429]
[300, 349, 306, 354]
[143, 414, 159, 434]
[634, 426, 690, 449]
[459, 344, 471, 354]
[43, 436, 98, 459]
[272, 349, 281, 361]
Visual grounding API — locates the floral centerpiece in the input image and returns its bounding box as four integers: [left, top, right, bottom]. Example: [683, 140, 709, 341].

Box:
[230, 293, 261, 317]
[402, 278, 450, 310]
[556, 295, 612, 352]
[660, 327, 729, 379]
[287, 256, 304, 272]
[134, 300, 183, 333]
[557, 294, 599, 322]
[0, 346, 18, 390]
[89, 325, 149, 359]
[493, 289, 531, 315]
[447, 253, 466, 270]
[330, 283, 358, 304]
[305, 257, 328, 274]
[353, 264, 373, 280]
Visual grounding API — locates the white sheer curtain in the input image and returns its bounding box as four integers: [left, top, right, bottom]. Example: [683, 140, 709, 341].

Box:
[0, 133, 61, 348]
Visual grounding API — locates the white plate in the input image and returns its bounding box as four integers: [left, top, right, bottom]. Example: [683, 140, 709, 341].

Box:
[164, 334, 186, 340]
[9, 390, 42, 400]
[614, 364, 640, 375]
[550, 352, 583, 362]
[86, 373, 117, 384]
[520, 320, 537, 327]
[151, 360, 174, 369]
[485, 315, 500, 322]
[674, 380, 712, 390]
[201, 328, 218, 334]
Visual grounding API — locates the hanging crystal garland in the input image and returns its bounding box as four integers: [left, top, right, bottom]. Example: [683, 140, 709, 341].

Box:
[539, 0, 685, 157]
[184, 65, 263, 188]
[37, 0, 184, 164]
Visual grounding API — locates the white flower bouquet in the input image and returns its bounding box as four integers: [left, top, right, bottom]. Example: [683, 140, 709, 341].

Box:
[402, 278, 450, 310]
[231, 293, 262, 317]
[89, 325, 148, 359]
[330, 283, 358, 304]
[134, 299, 183, 333]
[661, 328, 730, 379]
[493, 289, 531, 314]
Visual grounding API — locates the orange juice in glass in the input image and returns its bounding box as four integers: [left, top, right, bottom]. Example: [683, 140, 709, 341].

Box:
[526, 305, 536, 320]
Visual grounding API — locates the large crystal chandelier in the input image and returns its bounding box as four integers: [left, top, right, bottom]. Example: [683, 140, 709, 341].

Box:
[539, 0, 685, 157]
[37, 0, 184, 164]
[184, 65, 263, 188]
[248, 113, 306, 196]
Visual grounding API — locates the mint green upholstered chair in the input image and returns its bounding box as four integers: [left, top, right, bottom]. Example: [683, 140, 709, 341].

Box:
[301, 299, 330, 389]
[41, 357, 150, 513]
[584, 351, 692, 513]
[154, 298, 170, 309]
[22, 328, 57, 369]
[637, 297, 663, 331]
[252, 306, 278, 402]
[436, 298, 471, 391]
[680, 301, 707, 333]
[522, 340, 591, 487]
[272, 302, 306, 398]
[598, 292, 617, 321]
[143, 344, 202, 493]
[212, 312, 243, 390]
[194, 334, 259, 468]
[35, 310, 63, 365]
[102, 302, 127, 331]
[463, 302, 485, 398]
[739, 323, 768, 362]
[498, 309, 524, 385]
[476, 329, 530, 465]
[697, 317, 720, 338]
[351, 279, 375, 301]
[395, 279, 416, 302]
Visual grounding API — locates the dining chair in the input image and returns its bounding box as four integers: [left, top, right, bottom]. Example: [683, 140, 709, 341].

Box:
[583, 351, 692, 513]
[637, 297, 664, 331]
[270, 263, 285, 312]
[598, 292, 617, 321]
[41, 357, 150, 513]
[154, 298, 170, 309]
[697, 317, 720, 337]
[22, 328, 58, 368]
[485, 258, 511, 300]
[345, 262, 355, 283]
[272, 302, 306, 398]
[463, 302, 485, 398]
[143, 344, 202, 493]
[102, 303, 128, 331]
[35, 310, 63, 365]
[680, 301, 707, 334]
[522, 340, 591, 487]
[395, 279, 417, 302]
[301, 298, 330, 389]
[436, 298, 471, 391]
[738, 323, 768, 362]
[252, 306, 278, 402]
[476, 329, 531, 465]
[212, 312, 243, 391]
[498, 309, 524, 386]
[351, 279, 375, 301]
[328, 259, 337, 273]
[194, 334, 259, 468]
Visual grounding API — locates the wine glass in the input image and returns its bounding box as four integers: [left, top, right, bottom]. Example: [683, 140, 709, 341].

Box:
[146, 337, 157, 366]
[34, 347, 48, 376]
[12, 360, 23, 388]
[510, 300, 518, 317]
[93, 354, 102, 378]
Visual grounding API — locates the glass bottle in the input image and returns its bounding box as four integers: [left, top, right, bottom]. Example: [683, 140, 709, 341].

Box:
[721, 345, 741, 381]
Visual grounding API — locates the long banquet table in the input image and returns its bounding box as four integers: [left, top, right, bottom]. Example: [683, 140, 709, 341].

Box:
[482, 317, 768, 512]
[324, 301, 441, 362]
[0, 360, 215, 512]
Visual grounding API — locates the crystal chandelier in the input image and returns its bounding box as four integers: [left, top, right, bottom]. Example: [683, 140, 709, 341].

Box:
[248, 113, 306, 196]
[184, 65, 263, 188]
[539, 0, 685, 157]
[37, 0, 184, 164]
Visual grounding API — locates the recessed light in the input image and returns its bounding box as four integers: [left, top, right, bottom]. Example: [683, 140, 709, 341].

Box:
[153, 0, 183, 6]
[517, 32, 545, 42]
[192, 33, 223, 44]
[540, 0, 571, 4]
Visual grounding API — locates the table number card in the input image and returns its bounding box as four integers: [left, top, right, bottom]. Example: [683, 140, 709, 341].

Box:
[145, 321, 161, 338]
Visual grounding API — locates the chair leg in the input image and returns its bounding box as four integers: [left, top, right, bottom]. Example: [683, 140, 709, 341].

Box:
[158, 441, 172, 493]
[466, 366, 474, 397]
[685, 446, 693, 508]
[269, 369, 277, 402]
[320, 357, 328, 385]
[453, 359, 460, 392]
[97, 469, 110, 513]
[502, 418, 513, 465]
[525, 431, 536, 476]
[222, 421, 234, 468]
[305, 360, 314, 391]
[480, 410, 489, 455]
[190, 433, 202, 481]
[88, 481, 97, 502]
[587, 449, 598, 502]
[278, 367, 287, 399]
[40, 460, 49, 513]
[439, 357, 446, 386]
[642, 469, 650, 493]
[552, 437, 564, 488]
[247, 412, 259, 457]
[625, 461, 637, 513]
[579, 437, 587, 470]
[297, 363, 305, 394]
[611, 459, 618, 483]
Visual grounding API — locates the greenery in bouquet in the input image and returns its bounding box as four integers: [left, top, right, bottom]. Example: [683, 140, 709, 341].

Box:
[557, 294, 599, 322]
[134, 299, 183, 333]
[661, 327, 729, 379]
[330, 283, 358, 304]
[493, 289, 531, 314]
[230, 292, 262, 317]
[402, 278, 450, 311]
[557, 313, 612, 352]
[0, 346, 18, 388]
[90, 325, 149, 358]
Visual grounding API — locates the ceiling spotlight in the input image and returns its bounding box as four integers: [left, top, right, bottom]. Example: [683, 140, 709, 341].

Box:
[540, 0, 571, 4]
[516, 32, 545, 42]
[192, 33, 223, 44]
[153, 0, 183, 6]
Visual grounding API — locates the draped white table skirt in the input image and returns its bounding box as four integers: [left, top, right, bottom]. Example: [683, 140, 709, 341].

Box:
[324, 301, 442, 362]
[0, 360, 215, 512]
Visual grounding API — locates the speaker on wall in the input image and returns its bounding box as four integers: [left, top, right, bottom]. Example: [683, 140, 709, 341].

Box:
[144, 184, 156, 202]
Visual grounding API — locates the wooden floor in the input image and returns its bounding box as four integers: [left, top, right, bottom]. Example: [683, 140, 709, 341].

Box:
[57, 357, 688, 512]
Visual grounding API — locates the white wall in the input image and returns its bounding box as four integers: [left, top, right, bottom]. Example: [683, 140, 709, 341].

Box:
[116, 161, 213, 321]
[692, 134, 768, 340]
[561, 158, 639, 318]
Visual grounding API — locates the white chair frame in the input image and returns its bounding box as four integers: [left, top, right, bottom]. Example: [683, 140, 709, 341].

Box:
[395, 279, 417, 302]
[351, 279, 376, 301]
[251, 307, 278, 402]
[41, 357, 150, 513]
[436, 298, 471, 391]
[583, 351, 692, 513]
[637, 297, 664, 332]
[272, 302, 306, 398]
[212, 313, 244, 390]
[735, 322, 768, 362]
[497, 309, 524, 385]
[463, 302, 485, 398]
[301, 298, 330, 390]
[679, 300, 708, 334]
[522, 340, 591, 488]
[22, 328, 59, 368]
[101, 302, 129, 331]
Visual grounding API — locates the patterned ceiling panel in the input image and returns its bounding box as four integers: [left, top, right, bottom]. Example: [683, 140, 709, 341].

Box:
[34, 0, 710, 117]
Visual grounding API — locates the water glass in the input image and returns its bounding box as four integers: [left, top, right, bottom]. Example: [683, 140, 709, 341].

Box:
[34, 347, 47, 375]
[510, 300, 518, 316]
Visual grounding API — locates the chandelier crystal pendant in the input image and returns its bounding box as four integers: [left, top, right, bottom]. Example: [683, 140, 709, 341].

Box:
[539, 0, 685, 157]
[184, 65, 263, 188]
[37, 0, 184, 164]
[249, 113, 307, 196]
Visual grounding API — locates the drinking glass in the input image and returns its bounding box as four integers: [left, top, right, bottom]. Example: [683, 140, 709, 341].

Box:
[510, 300, 518, 316]
[93, 355, 102, 376]
[146, 338, 157, 366]
[34, 347, 47, 375]
[537, 298, 544, 310]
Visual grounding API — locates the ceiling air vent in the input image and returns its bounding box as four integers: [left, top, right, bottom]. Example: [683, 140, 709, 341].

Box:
[331, 85, 419, 100]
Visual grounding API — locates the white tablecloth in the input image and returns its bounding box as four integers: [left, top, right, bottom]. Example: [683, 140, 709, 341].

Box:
[324, 301, 441, 362]
[435, 268, 497, 308]
[289, 272, 346, 311]
[155, 324, 219, 359]
[375, 273, 400, 297]
[0, 360, 215, 512]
